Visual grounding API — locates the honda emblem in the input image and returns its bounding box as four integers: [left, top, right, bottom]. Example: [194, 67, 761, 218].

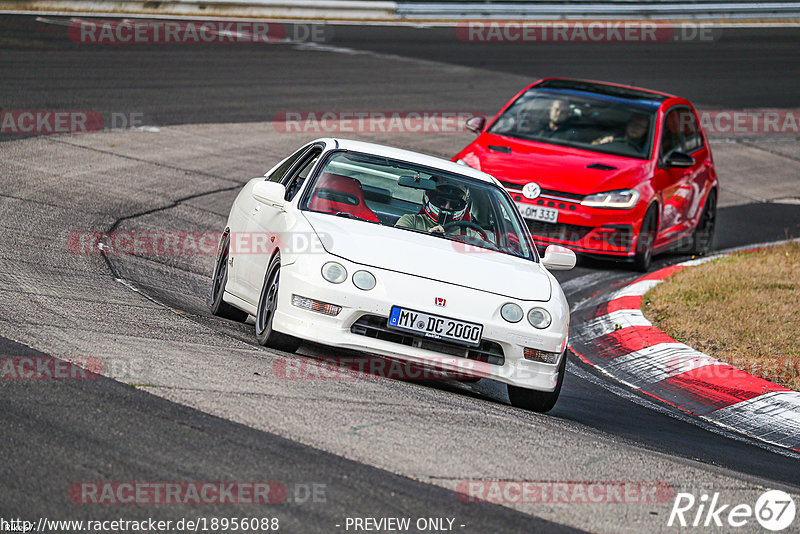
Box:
[435, 297, 446, 307]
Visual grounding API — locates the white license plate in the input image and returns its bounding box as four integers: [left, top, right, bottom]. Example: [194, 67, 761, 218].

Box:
[388, 306, 483, 347]
[515, 202, 559, 224]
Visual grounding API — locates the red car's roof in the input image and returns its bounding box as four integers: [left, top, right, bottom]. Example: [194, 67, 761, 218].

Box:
[528, 77, 677, 101]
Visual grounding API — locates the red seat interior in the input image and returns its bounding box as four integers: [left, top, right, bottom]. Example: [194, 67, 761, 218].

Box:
[308, 173, 380, 222]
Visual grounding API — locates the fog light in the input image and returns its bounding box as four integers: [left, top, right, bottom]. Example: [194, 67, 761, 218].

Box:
[352, 270, 376, 291]
[524, 348, 560, 364]
[527, 307, 552, 329]
[500, 303, 523, 323]
[321, 262, 347, 284]
[291, 294, 342, 316]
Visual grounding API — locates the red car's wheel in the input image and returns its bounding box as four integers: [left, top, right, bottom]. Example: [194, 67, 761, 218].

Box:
[633, 207, 657, 272]
[689, 188, 717, 256]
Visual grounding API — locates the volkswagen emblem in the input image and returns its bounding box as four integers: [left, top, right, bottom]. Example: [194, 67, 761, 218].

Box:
[522, 182, 541, 200]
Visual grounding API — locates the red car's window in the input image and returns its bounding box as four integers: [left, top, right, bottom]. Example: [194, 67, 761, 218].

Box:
[662, 108, 704, 156]
[488, 89, 658, 159]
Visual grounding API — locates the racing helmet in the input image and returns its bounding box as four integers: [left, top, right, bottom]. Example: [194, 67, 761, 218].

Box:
[423, 182, 470, 226]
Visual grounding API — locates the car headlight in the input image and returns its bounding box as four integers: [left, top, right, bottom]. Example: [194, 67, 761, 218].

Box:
[581, 189, 639, 209]
[500, 303, 523, 323]
[527, 307, 552, 329]
[352, 270, 376, 291]
[321, 261, 347, 284]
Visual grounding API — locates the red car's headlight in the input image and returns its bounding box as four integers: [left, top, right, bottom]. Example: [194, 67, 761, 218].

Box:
[581, 189, 640, 209]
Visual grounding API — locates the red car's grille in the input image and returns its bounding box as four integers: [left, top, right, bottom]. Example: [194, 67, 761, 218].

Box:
[499, 181, 585, 203]
[526, 221, 593, 242]
[528, 222, 634, 251]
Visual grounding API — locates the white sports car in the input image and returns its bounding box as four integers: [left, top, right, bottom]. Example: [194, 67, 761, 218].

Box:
[210, 139, 576, 412]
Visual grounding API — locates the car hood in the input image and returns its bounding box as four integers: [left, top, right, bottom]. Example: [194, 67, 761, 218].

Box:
[302, 211, 552, 301]
[460, 133, 651, 195]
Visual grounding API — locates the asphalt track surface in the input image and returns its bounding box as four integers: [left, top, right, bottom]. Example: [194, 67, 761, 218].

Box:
[1, 14, 800, 534]
[2, 17, 800, 126]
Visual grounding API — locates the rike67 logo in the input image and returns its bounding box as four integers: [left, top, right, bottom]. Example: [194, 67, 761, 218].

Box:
[668, 490, 796, 531]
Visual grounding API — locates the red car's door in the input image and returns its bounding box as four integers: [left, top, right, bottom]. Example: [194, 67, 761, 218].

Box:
[653, 107, 705, 245]
[677, 108, 713, 232]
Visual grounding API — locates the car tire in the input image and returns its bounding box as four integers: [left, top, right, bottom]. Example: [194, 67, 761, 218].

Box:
[255, 254, 302, 353]
[632, 206, 657, 272]
[209, 233, 248, 322]
[688, 188, 717, 256]
[507, 350, 567, 413]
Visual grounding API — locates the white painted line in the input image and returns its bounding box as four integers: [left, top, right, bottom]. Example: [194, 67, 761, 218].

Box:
[705, 392, 800, 449]
[609, 278, 662, 299]
[567, 361, 800, 460]
[575, 309, 651, 341]
[604, 343, 721, 385]
[571, 237, 800, 452]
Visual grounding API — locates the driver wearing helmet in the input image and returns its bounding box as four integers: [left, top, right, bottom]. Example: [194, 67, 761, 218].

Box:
[395, 181, 479, 236]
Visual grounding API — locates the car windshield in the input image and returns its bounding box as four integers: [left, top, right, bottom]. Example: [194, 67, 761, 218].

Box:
[488, 88, 658, 159]
[301, 151, 536, 261]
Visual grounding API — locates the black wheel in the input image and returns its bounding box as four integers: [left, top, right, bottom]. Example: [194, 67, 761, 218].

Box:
[507, 350, 567, 413]
[632, 206, 657, 272]
[209, 233, 248, 322]
[255, 254, 301, 353]
[689, 188, 717, 256]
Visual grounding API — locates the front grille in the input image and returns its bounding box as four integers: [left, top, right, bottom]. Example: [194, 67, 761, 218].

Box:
[499, 180, 585, 202]
[527, 221, 592, 242]
[350, 315, 505, 366]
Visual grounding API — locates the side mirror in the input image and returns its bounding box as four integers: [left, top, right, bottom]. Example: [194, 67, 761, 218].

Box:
[541, 245, 576, 271]
[664, 151, 695, 168]
[252, 181, 286, 210]
[465, 116, 486, 134]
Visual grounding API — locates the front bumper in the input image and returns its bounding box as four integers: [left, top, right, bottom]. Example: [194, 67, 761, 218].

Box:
[271, 254, 569, 391]
[512, 194, 645, 258]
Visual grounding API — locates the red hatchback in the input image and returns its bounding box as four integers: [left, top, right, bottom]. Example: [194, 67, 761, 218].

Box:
[453, 78, 718, 271]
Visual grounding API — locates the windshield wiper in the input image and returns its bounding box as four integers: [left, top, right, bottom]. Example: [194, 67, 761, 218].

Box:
[333, 211, 374, 223]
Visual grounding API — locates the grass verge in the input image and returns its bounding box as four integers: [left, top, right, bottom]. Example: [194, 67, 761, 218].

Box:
[642, 241, 800, 391]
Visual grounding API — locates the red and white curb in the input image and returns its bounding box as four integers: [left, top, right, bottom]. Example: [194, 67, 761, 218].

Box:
[568, 245, 800, 452]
